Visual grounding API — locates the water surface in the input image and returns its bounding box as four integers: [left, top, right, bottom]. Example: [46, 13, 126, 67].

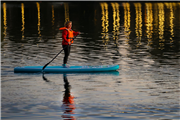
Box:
[1, 2, 180, 120]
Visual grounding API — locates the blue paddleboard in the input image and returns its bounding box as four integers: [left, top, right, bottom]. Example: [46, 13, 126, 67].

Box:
[14, 65, 119, 73]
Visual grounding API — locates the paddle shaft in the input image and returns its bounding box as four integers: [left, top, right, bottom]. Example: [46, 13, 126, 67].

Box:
[42, 36, 77, 71]
[42, 46, 67, 71]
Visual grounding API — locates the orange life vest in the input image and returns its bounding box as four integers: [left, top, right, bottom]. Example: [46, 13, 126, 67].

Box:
[59, 27, 74, 44]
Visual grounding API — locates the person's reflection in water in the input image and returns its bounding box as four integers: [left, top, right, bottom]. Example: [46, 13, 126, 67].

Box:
[61, 74, 76, 120]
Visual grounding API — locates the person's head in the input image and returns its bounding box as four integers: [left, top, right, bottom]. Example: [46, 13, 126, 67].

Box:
[65, 21, 72, 29]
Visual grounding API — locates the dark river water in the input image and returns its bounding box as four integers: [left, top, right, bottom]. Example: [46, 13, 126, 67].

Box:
[1, 2, 180, 120]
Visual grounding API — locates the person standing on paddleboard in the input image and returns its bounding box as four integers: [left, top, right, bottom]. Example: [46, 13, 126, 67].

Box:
[59, 21, 80, 68]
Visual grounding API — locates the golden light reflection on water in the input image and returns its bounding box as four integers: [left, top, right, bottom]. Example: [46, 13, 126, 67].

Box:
[111, 2, 120, 44]
[169, 4, 175, 48]
[52, 5, 55, 27]
[165, 3, 175, 48]
[100, 2, 109, 49]
[145, 3, 153, 48]
[158, 3, 165, 50]
[36, 2, 41, 40]
[123, 3, 131, 46]
[134, 3, 142, 48]
[3, 3, 7, 39]
[64, 3, 69, 23]
[176, 3, 180, 28]
[2, 2, 179, 52]
[21, 3, 25, 40]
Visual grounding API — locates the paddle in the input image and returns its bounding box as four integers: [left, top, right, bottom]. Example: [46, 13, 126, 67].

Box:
[42, 36, 77, 72]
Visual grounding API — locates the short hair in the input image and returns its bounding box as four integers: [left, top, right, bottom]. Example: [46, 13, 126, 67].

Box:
[65, 21, 72, 27]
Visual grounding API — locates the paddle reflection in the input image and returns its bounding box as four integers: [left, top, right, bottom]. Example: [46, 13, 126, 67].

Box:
[42, 73, 51, 82]
[61, 74, 76, 120]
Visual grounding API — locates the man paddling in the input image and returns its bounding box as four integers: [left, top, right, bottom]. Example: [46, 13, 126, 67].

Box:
[59, 21, 80, 68]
